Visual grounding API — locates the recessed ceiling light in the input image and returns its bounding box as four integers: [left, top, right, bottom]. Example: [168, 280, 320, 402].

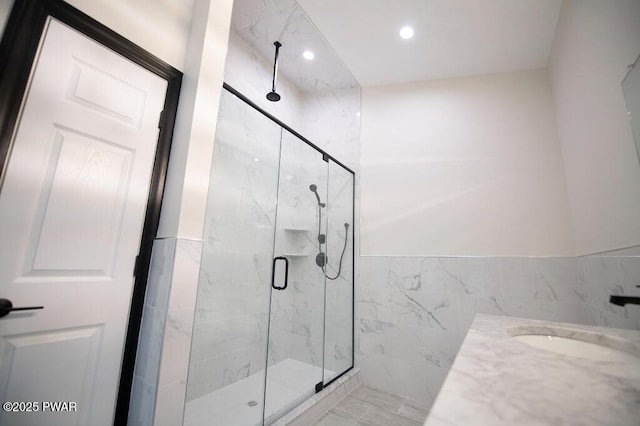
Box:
[399, 26, 414, 40]
[303, 50, 315, 60]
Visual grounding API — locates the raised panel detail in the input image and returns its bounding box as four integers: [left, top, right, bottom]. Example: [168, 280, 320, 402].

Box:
[68, 58, 146, 128]
[30, 127, 133, 275]
[0, 325, 103, 426]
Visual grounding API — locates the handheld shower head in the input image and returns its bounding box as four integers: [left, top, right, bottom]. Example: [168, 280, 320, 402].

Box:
[309, 184, 325, 207]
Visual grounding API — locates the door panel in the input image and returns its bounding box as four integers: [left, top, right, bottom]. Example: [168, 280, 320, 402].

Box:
[0, 326, 103, 425]
[263, 130, 329, 423]
[30, 128, 134, 274]
[0, 17, 167, 425]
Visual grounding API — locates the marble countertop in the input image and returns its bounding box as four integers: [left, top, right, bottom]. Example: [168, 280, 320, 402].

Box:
[424, 314, 640, 426]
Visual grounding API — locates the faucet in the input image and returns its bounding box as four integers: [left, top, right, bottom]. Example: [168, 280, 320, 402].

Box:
[609, 295, 640, 306]
[610, 285, 640, 306]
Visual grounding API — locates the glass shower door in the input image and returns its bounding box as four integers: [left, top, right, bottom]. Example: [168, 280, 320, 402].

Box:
[185, 86, 355, 426]
[323, 160, 354, 384]
[184, 89, 283, 426]
[263, 130, 329, 423]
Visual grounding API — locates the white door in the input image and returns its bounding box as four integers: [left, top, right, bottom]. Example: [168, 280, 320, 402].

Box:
[0, 18, 167, 425]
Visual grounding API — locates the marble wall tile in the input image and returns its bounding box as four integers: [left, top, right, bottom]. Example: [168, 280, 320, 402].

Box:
[159, 241, 202, 387]
[144, 238, 177, 312]
[356, 353, 448, 405]
[150, 239, 203, 425]
[127, 375, 156, 426]
[434, 257, 500, 297]
[355, 255, 629, 407]
[128, 237, 177, 425]
[578, 256, 624, 309]
[134, 305, 165, 387]
[357, 319, 461, 370]
[224, 32, 303, 129]
[169, 240, 203, 310]
[499, 257, 581, 302]
[155, 380, 187, 426]
[300, 88, 361, 172]
[618, 257, 640, 292]
[528, 257, 582, 302]
[158, 308, 196, 387]
[291, 334, 323, 367]
[578, 256, 640, 329]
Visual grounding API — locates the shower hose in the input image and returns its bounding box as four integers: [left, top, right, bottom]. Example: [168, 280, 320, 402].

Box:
[316, 204, 349, 281]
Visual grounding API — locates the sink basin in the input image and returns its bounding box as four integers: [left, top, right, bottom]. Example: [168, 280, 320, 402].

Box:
[512, 334, 639, 363]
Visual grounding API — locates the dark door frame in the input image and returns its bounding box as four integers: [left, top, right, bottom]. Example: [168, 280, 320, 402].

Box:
[0, 0, 182, 423]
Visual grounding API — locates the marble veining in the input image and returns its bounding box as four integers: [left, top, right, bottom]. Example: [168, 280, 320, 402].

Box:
[424, 314, 640, 426]
[356, 255, 640, 407]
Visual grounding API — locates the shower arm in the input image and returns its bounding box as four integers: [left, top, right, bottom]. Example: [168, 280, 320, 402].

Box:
[267, 41, 282, 102]
[271, 41, 281, 93]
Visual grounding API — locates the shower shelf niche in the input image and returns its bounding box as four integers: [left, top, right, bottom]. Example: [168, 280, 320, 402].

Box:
[282, 227, 311, 233]
[281, 252, 310, 258]
[281, 227, 313, 258]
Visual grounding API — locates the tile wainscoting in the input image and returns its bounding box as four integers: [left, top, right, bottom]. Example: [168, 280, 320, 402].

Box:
[356, 255, 640, 407]
[129, 238, 203, 426]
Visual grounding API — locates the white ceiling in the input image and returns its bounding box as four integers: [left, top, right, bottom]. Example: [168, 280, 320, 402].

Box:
[296, 0, 564, 87]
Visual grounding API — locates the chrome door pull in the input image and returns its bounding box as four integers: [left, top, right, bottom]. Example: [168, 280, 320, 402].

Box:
[0, 298, 44, 318]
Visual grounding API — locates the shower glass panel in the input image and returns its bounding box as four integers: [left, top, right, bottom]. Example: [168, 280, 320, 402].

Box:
[184, 86, 354, 426]
[184, 89, 282, 426]
[323, 160, 354, 384]
[263, 130, 329, 423]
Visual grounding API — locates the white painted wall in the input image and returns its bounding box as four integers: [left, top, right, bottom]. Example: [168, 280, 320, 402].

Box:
[64, 0, 194, 69]
[155, 0, 233, 241]
[549, 0, 640, 255]
[360, 69, 574, 256]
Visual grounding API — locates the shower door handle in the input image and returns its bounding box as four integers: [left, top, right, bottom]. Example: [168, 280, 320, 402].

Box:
[271, 256, 289, 290]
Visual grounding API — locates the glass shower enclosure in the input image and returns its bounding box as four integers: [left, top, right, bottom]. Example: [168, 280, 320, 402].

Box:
[183, 85, 354, 426]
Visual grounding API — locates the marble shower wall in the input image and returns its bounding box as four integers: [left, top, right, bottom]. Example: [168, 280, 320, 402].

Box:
[356, 255, 640, 407]
[270, 130, 329, 371]
[300, 88, 361, 173]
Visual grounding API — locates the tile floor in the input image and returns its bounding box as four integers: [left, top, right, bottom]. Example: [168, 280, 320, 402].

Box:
[311, 385, 430, 426]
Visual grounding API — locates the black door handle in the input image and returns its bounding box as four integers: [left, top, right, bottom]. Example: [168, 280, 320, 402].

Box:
[0, 298, 44, 318]
[271, 257, 289, 290]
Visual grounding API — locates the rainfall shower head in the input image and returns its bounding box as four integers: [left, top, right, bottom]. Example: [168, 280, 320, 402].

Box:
[266, 91, 281, 102]
[309, 184, 325, 207]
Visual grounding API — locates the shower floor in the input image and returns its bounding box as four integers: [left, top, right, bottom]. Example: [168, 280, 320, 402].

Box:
[184, 358, 335, 426]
